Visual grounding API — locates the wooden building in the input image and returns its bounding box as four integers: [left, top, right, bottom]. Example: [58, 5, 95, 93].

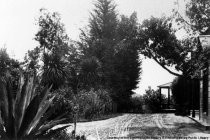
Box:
[197, 35, 210, 125]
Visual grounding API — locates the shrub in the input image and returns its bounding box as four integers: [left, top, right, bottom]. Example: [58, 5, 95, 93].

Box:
[48, 87, 113, 120]
[143, 87, 166, 113]
[52, 129, 87, 140]
[49, 87, 74, 121]
[77, 88, 113, 120]
[0, 74, 70, 139]
[130, 96, 143, 113]
[52, 129, 71, 140]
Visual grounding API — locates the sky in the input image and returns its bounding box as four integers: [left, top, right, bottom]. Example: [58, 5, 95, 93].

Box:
[0, 0, 185, 95]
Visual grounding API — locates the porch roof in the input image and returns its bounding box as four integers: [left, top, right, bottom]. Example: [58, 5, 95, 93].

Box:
[157, 82, 172, 88]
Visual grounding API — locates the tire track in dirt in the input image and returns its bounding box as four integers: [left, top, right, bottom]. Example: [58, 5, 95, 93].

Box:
[125, 114, 159, 138]
[107, 114, 137, 139]
[66, 113, 210, 139]
[155, 114, 173, 137]
[118, 115, 136, 137]
[127, 114, 172, 138]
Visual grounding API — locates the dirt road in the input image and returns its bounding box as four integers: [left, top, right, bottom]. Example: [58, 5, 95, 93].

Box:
[66, 114, 210, 139]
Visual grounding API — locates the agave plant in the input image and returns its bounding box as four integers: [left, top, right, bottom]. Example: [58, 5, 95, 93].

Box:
[0, 74, 70, 140]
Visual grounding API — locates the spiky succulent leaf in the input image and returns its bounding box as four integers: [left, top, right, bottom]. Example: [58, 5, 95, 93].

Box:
[0, 80, 9, 126]
[0, 110, 7, 139]
[25, 77, 34, 109]
[6, 80, 16, 138]
[14, 75, 24, 106]
[17, 95, 39, 137]
[0, 79, 16, 138]
[35, 125, 70, 140]
[37, 118, 69, 135]
[38, 85, 52, 108]
[27, 96, 55, 135]
[15, 77, 31, 132]
[28, 104, 65, 136]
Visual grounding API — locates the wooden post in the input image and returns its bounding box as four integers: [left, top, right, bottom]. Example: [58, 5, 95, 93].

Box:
[207, 62, 210, 123]
[192, 79, 195, 118]
[200, 71, 203, 121]
[73, 113, 77, 138]
[168, 88, 170, 109]
[159, 88, 162, 112]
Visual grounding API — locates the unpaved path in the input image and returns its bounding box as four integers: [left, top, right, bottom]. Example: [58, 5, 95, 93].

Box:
[66, 114, 210, 139]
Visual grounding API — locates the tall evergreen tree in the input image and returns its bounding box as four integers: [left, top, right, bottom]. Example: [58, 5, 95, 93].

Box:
[112, 12, 141, 111]
[89, 0, 118, 40]
[79, 0, 142, 112]
[80, 0, 118, 87]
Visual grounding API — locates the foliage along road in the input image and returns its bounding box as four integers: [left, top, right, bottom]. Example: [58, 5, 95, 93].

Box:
[66, 114, 210, 140]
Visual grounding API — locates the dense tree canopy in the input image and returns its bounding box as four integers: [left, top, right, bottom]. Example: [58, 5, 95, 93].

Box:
[112, 13, 141, 110]
[0, 49, 20, 76]
[0, 48, 12, 81]
[0, 48, 21, 91]
[35, 9, 69, 55]
[138, 17, 185, 77]
[35, 9, 70, 89]
[174, 0, 210, 35]
[137, 16, 205, 78]
[137, 0, 210, 78]
[24, 47, 40, 76]
[175, 0, 210, 74]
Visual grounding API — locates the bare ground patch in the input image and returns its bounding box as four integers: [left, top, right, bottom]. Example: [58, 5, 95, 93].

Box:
[65, 113, 210, 139]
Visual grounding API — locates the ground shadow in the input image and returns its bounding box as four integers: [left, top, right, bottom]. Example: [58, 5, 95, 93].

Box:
[108, 121, 210, 139]
[127, 122, 210, 139]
